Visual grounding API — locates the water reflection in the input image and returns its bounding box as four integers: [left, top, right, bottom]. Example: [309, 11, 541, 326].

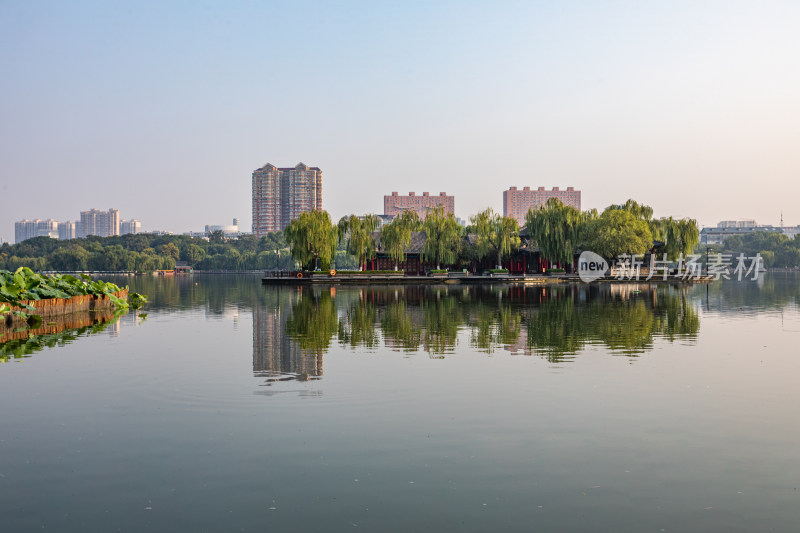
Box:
[0, 310, 134, 362]
[700, 272, 800, 314]
[516, 284, 699, 361]
[250, 284, 702, 380]
[252, 292, 324, 383]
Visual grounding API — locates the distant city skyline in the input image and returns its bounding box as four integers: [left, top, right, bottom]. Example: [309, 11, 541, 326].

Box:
[13, 208, 142, 243]
[2, 2, 799, 242]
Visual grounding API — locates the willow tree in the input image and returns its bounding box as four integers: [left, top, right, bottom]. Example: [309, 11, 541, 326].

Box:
[608, 199, 654, 222]
[337, 214, 379, 270]
[471, 208, 520, 269]
[524, 198, 584, 268]
[581, 209, 653, 260]
[379, 210, 421, 270]
[649, 217, 700, 260]
[609, 200, 699, 260]
[284, 210, 338, 270]
[422, 206, 462, 270]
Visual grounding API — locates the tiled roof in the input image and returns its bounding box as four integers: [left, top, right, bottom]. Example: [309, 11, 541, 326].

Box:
[373, 231, 428, 254]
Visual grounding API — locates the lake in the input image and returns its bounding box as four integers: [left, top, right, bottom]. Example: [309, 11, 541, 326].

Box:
[2, 273, 800, 532]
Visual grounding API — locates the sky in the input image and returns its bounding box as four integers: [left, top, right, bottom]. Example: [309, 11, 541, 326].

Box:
[1, 0, 799, 241]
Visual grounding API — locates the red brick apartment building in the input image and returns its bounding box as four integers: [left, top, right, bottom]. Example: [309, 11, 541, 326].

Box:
[503, 186, 581, 225]
[383, 192, 454, 219]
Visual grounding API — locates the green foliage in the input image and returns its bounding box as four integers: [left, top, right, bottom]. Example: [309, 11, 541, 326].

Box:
[0, 268, 146, 318]
[525, 198, 584, 267]
[650, 217, 700, 260]
[1, 232, 298, 273]
[582, 209, 653, 260]
[471, 208, 520, 269]
[422, 206, 462, 269]
[128, 292, 148, 309]
[380, 211, 420, 269]
[611, 201, 699, 261]
[285, 210, 339, 270]
[337, 214, 379, 270]
[718, 231, 800, 268]
[606, 199, 654, 221]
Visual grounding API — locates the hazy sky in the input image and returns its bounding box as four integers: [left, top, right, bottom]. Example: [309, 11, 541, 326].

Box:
[2, 1, 799, 240]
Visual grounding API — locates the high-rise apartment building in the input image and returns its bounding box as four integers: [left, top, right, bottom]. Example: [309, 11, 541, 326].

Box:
[503, 186, 581, 224]
[15, 220, 38, 243]
[59, 220, 77, 240]
[79, 208, 119, 238]
[13, 210, 136, 243]
[383, 192, 455, 219]
[120, 219, 142, 235]
[14, 219, 59, 243]
[252, 163, 323, 236]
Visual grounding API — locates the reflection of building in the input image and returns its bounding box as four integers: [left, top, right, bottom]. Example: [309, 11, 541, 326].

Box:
[253, 306, 323, 381]
[505, 327, 531, 356]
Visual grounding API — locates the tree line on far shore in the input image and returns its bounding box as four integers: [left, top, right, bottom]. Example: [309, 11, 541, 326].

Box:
[286, 199, 702, 271]
[2, 199, 711, 273]
[0, 231, 317, 272]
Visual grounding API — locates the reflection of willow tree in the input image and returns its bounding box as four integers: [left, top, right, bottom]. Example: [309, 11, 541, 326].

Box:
[525, 296, 587, 362]
[591, 299, 658, 354]
[525, 287, 700, 360]
[381, 300, 422, 351]
[421, 291, 463, 354]
[469, 297, 521, 353]
[338, 300, 379, 349]
[654, 292, 700, 341]
[284, 291, 338, 354]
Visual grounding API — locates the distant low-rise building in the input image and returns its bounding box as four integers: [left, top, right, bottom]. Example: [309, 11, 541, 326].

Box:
[700, 220, 782, 244]
[782, 225, 800, 240]
[383, 191, 454, 219]
[503, 186, 581, 225]
[206, 218, 241, 236]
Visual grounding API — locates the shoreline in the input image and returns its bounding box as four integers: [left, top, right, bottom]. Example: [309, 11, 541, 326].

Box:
[261, 273, 714, 286]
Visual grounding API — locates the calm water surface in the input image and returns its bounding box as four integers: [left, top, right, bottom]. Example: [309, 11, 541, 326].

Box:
[2, 274, 800, 532]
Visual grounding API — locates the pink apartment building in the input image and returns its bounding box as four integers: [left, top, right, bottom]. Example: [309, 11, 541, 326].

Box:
[503, 186, 581, 224]
[383, 191, 454, 219]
